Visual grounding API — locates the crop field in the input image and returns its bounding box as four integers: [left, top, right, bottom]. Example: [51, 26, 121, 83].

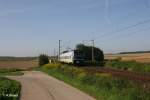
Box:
[0, 60, 38, 70]
[105, 53, 150, 63]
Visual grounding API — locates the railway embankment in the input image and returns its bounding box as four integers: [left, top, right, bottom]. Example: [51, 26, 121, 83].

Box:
[35, 63, 150, 100]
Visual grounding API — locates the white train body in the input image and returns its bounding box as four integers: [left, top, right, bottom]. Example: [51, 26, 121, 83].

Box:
[60, 50, 84, 64]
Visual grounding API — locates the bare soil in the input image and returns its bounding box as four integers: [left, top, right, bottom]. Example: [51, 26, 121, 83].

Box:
[0, 60, 38, 70]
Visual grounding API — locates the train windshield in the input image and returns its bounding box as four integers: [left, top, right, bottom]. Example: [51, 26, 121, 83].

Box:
[74, 51, 84, 59]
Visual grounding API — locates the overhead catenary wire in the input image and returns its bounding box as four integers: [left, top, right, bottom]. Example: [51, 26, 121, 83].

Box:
[59, 40, 74, 53]
[60, 40, 71, 49]
[57, 18, 150, 57]
[94, 18, 150, 40]
[94, 26, 150, 53]
[96, 26, 150, 44]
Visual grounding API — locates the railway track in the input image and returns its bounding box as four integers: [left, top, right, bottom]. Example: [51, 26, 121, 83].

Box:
[82, 67, 150, 84]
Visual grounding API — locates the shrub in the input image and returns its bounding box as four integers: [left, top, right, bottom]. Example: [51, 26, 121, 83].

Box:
[43, 63, 61, 69]
[39, 54, 49, 66]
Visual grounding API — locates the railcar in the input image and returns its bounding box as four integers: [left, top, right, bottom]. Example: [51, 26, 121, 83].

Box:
[59, 50, 84, 64]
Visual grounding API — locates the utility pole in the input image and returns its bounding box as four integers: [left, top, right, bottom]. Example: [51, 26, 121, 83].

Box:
[54, 48, 56, 58]
[54, 48, 56, 57]
[91, 39, 95, 62]
[58, 40, 61, 61]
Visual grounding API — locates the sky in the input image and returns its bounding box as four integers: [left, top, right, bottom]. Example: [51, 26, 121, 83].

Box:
[0, 0, 150, 56]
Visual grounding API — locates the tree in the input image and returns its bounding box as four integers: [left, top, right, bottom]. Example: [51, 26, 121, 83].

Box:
[76, 44, 104, 62]
[39, 54, 49, 66]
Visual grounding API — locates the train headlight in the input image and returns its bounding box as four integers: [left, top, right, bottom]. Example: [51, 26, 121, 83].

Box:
[76, 61, 80, 64]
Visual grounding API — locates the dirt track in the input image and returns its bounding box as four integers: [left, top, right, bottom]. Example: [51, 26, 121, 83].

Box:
[8, 71, 95, 100]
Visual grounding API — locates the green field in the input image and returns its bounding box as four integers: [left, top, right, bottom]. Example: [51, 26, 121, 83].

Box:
[36, 63, 150, 100]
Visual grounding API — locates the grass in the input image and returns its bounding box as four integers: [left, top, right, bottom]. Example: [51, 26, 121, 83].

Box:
[0, 77, 21, 100]
[35, 63, 150, 100]
[0, 69, 22, 99]
[0, 69, 24, 76]
[105, 60, 150, 74]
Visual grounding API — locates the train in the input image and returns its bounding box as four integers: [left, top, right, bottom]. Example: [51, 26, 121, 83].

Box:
[59, 50, 84, 64]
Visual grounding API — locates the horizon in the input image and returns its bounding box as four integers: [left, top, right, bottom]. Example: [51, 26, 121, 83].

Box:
[0, 0, 150, 56]
[1, 50, 150, 57]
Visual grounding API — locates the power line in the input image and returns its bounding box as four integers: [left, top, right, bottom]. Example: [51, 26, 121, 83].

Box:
[58, 40, 61, 61]
[91, 40, 95, 62]
[58, 40, 74, 53]
[60, 40, 71, 49]
[94, 18, 150, 40]
[96, 26, 150, 43]
[82, 40, 91, 45]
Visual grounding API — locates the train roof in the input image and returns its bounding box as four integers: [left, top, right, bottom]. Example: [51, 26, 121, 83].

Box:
[61, 50, 79, 54]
